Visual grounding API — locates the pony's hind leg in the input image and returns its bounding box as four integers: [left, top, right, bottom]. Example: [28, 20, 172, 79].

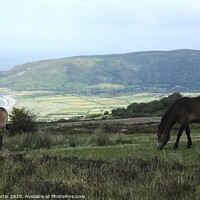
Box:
[0, 127, 5, 149]
[174, 125, 184, 149]
[185, 125, 192, 148]
[0, 129, 3, 149]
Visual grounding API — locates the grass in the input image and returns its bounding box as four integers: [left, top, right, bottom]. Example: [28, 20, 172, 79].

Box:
[1, 126, 200, 200]
[26, 132, 200, 161]
[1, 131, 200, 199]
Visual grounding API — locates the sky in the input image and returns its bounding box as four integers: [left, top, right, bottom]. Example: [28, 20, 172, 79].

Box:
[1, 0, 200, 69]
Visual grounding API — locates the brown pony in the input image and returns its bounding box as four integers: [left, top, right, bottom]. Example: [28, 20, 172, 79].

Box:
[0, 107, 8, 149]
[157, 96, 200, 150]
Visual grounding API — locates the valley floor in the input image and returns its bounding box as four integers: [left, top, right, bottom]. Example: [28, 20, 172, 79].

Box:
[0, 89, 164, 121]
[2, 89, 200, 121]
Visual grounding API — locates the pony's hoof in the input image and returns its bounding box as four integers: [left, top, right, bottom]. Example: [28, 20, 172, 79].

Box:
[173, 145, 178, 149]
[187, 141, 192, 148]
[157, 143, 163, 150]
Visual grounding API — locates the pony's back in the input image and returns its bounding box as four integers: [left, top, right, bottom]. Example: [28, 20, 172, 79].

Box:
[160, 96, 200, 129]
[159, 97, 184, 129]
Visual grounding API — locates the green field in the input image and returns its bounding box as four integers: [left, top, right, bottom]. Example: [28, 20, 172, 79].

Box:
[6, 90, 164, 121]
[3, 89, 200, 121]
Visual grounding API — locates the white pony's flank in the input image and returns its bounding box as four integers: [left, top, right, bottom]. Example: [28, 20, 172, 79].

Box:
[0, 107, 8, 148]
[0, 107, 8, 127]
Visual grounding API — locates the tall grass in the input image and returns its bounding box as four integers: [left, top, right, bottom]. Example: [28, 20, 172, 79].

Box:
[90, 127, 112, 146]
[3, 128, 115, 151]
[0, 153, 198, 199]
[4, 131, 53, 151]
[1, 131, 200, 199]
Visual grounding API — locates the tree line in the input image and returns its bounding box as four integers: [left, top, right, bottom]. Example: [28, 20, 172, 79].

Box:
[111, 92, 182, 118]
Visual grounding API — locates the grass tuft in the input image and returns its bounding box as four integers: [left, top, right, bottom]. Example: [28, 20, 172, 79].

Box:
[90, 127, 112, 146]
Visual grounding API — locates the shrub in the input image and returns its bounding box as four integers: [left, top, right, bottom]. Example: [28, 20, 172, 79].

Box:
[68, 135, 79, 147]
[104, 111, 109, 115]
[9, 107, 38, 135]
[116, 133, 133, 144]
[91, 127, 111, 146]
[34, 132, 53, 149]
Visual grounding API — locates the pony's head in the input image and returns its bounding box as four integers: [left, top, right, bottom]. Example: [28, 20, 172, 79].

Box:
[157, 123, 163, 149]
[157, 123, 170, 150]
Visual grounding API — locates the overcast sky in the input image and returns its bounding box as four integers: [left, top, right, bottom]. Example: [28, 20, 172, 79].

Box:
[1, 0, 200, 69]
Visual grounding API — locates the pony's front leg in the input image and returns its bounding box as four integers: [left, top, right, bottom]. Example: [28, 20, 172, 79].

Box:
[174, 125, 184, 149]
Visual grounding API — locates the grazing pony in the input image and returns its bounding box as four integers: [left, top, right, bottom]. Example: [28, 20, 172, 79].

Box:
[0, 107, 8, 149]
[157, 96, 200, 150]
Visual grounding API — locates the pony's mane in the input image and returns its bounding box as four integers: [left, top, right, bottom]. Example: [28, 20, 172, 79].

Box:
[159, 97, 184, 130]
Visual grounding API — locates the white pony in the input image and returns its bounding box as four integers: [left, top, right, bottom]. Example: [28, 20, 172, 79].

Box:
[0, 107, 8, 149]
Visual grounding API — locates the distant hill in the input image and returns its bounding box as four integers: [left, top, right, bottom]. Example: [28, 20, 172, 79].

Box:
[1, 49, 200, 94]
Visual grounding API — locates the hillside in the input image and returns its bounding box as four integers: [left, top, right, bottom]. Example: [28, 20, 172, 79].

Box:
[1, 49, 200, 94]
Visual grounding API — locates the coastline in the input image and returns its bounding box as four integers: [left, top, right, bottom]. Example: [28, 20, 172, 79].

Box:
[1, 95, 16, 110]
